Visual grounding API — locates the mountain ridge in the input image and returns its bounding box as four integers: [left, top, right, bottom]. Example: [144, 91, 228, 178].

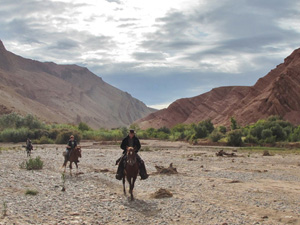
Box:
[0, 40, 155, 128]
[137, 48, 300, 129]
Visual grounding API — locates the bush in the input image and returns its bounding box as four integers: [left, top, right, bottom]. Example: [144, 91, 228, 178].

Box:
[25, 189, 38, 195]
[55, 129, 81, 144]
[0, 128, 34, 142]
[35, 136, 54, 144]
[227, 130, 243, 146]
[198, 120, 214, 134]
[20, 156, 44, 170]
[218, 126, 227, 134]
[270, 124, 286, 141]
[209, 130, 222, 142]
[261, 129, 273, 139]
[157, 126, 171, 134]
[230, 117, 238, 130]
[78, 122, 91, 132]
[244, 135, 258, 144]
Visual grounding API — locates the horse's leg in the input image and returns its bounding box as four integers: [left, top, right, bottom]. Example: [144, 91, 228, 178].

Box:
[127, 176, 131, 197]
[122, 175, 126, 195]
[69, 162, 72, 176]
[130, 176, 137, 201]
[75, 162, 78, 175]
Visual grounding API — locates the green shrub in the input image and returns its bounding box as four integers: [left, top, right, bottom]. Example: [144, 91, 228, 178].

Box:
[35, 136, 54, 144]
[230, 117, 238, 130]
[270, 124, 286, 141]
[55, 129, 81, 144]
[227, 130, 243, 146]
[218, 126, 227, 134]
[244, 135, 258, 144]
[20, 156, 44, 170]
[0, 128, 34, 142]
[78, 122, 91, 131]
[198, 120, 214, 134]
[261, 129, 273, 139]
[25, 189, 38, 195]
[157, 126, 171, 134]
[209, 130, 223, 142]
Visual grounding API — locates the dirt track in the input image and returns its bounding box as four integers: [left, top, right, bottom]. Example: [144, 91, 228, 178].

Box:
[1, 140, 300, 225]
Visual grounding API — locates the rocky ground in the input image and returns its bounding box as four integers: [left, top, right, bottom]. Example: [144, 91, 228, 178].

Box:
[1, 140, 300, 225]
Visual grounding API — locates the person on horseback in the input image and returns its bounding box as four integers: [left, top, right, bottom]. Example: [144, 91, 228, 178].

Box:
[65, 135, 78, 162]
[116, 129, 148, 180]
[26, 138, 33, 152]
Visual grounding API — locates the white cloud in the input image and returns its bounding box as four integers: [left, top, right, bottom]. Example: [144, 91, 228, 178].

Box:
[1, 0, 300, 107]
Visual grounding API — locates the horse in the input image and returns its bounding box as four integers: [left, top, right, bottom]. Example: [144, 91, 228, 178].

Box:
[123, 147, 139, 201]
[26, 145, 33, 157]
[62, 146, 81, 175]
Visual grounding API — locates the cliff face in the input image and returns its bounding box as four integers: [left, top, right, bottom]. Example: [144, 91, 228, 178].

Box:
[0, 40, 155, 128]
[137, 48, 300, 129]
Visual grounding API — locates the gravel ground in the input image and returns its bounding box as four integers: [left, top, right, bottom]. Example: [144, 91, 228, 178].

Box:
[1, 140, 300, 225]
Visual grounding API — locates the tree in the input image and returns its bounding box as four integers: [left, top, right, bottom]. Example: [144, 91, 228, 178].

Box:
[218, 126, 227, 134]
[230, 117, 238, 130]
[227, 130, 243, 146]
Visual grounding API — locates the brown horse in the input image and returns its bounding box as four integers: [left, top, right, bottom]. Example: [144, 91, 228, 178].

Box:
[62, 146, 81, 175]
[123, 147, 139, 201]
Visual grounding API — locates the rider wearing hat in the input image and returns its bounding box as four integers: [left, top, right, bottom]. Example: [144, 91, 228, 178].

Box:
[65, 135, 78, 162]
[116, 129, 148, 180]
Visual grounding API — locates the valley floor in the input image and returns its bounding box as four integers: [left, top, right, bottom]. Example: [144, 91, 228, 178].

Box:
[1, 140, 300, 225]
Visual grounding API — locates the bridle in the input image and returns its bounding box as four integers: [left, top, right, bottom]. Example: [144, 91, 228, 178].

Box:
[126, 149, 137, 166]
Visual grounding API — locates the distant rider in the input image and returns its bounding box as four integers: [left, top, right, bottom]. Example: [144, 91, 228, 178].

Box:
[115, 130, 148, 180]
[65, 135, 78, 162]
[26, 138, 33, 152]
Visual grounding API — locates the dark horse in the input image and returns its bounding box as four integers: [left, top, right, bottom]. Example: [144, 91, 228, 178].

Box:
[123, 147, 139, 201]
[62, 146, 81, 175]
[26, 145, 32, 157]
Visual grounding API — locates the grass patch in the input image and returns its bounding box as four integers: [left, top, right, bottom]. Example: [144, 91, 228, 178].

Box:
[25, 189, 38, 195]
[19, 156, 44, 170]
[239, 146, 300, 155]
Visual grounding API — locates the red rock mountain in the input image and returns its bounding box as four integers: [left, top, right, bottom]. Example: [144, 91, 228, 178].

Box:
[137, 48, 300, 129]
[0, 40, 155, 128]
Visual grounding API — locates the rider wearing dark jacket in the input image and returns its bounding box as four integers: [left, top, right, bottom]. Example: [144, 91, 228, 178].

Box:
[65, 135, 78, 162]
[116, 130, 148, 180]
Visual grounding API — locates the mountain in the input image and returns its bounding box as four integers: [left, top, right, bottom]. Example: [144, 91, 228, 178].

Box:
[0, 40, 155, 128]
[137, 48, 300, 129]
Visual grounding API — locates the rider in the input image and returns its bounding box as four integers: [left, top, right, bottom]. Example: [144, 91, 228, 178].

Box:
[115, 129, 149, 180]
[26, 138, 33, 151]
[65, 135, 78, 162]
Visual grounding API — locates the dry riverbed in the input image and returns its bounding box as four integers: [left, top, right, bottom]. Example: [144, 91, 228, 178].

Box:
[1, 140, 300, 225]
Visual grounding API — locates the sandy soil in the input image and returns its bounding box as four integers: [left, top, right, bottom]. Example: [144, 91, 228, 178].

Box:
[1, 140, 300, 225]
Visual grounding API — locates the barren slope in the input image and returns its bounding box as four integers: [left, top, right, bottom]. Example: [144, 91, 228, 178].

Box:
[0, 40, 155, 128]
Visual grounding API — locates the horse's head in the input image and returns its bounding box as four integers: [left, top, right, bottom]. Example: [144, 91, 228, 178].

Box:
[126, 147, 136, 166]
[76, 146, 82, 158]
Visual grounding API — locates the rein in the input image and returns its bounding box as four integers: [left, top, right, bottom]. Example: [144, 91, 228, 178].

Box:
[126, 150, 137, 166]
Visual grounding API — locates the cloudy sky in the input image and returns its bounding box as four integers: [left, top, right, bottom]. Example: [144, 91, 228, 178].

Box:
[1, 0, 300, 109]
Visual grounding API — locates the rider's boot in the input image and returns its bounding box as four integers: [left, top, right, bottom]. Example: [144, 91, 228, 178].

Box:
[139, 161, 149, 180]
[115, 160, 124, 180]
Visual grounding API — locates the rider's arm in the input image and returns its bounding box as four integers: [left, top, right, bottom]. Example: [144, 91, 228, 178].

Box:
[120, 138, 127, 152]
[135, 138, 141, 152]
[66, 140, 71, 149]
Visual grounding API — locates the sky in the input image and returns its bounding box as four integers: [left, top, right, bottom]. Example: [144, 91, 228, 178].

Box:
[1, 0, 300, 109]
